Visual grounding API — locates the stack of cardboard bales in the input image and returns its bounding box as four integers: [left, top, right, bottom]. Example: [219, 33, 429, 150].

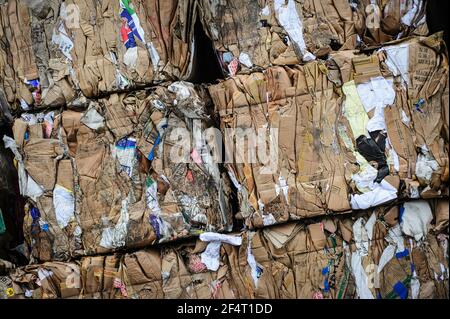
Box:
[0, 0, 429, 111]
[0, 0, 448, 299]
[4, 82, 233, 262]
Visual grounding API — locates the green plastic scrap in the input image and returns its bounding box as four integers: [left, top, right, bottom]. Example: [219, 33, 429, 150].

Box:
[0, 209, 5, 234]
[337, 265, 350, 299]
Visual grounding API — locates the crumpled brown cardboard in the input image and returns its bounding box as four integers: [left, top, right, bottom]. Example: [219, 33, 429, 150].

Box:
[0, 0, 430, 115]
[208, 33, 449, 229]
[5, 200, 447, 299]
[0, 0, 197, 112]
[13, 83, 232, 261]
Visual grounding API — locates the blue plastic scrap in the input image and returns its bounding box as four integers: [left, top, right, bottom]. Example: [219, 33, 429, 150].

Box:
[393, 281, 408, 299]
[30, 207, 40, 222]
[324, 279, 330, 292]
[148, 133, 161, 161]
[399, 205, 405, 223]
[116, 137, 137, 149]
[149, 214, 161, 240]
[396, 248, 410, 259]
[414, 98, 425, 113]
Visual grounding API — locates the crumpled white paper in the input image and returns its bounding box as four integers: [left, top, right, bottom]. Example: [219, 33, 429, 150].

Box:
[199, 232, 242, 271]
[401, 200, 433, 241]
[274, 0, 315, 62]
[100, 199, 129, 249]
[3, 136, 44, 201]
[53, 184, 75, 229]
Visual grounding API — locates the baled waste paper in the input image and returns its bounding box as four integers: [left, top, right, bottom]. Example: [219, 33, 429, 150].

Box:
[1, 199, 448, 299]
[208, 33, 448, 229]
[0, 0, 447, 301]
[4, 82, 233, 261]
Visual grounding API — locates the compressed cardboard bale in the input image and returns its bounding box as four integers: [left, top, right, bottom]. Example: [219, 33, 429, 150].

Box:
[7, 82, 232, 261]
[130, 82, 233, 244]
[5, 261, 80, 299]
[336, 33, 449, 202]
[0, 0, 430, 113]
[208, 33, 448, 228]
[198, 0, 359, 75]
[0, 0, 197, 112]
[0, 0, 39, 109]
[198, 0, 428, 77]
[208, 62, 354, 228]
[2, 200, 448, 299]
[250, 202, 448, 299]
[382, 34, 449, 195]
